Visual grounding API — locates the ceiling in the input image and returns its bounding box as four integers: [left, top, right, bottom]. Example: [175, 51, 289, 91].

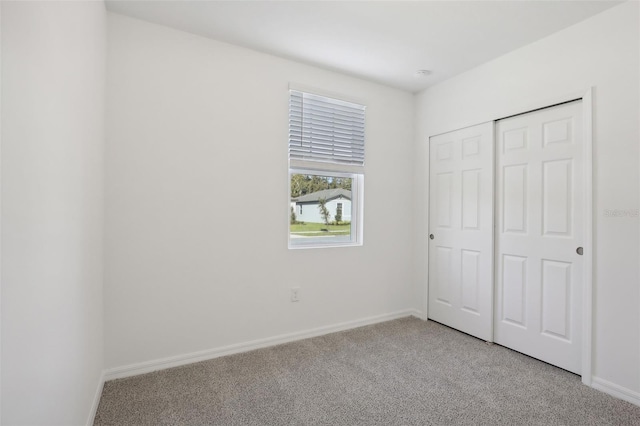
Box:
[105, 0, 621, 93]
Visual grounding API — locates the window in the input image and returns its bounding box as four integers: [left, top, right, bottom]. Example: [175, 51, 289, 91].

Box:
[290, 172, 357, 246]
[288, 88, 365, 248]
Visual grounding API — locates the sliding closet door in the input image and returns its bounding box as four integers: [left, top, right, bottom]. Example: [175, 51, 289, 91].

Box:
[494, 101, 583, 374]
[428, 122, 494, 341]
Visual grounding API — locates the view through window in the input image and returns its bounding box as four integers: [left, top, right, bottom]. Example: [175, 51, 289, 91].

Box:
[289, 173, 354, 245]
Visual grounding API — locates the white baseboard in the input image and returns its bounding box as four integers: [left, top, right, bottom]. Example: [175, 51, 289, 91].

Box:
[592, 376, 640, 407]
[86, 371, 105, 426]
[408, 308, 426, 320]
[104, 309, 418, 381]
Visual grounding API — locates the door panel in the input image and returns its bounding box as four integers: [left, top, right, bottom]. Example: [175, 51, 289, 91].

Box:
[462, 170, 480, 229]
[543, 160, 572, 236]
[541, 260, 572, 340]
[495, 101, 583, 374]
[428, 122, 494, 341]
[436, 172, 453, 227]
[502, 254, 527, 327]
[503, 164, 528, 233]
[436, 246, 453, 305]
[461, 249, 480, 312]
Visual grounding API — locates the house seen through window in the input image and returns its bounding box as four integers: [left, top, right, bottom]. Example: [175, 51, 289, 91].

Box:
[290, 174, 353, 244]
[288, 88, 365, 248]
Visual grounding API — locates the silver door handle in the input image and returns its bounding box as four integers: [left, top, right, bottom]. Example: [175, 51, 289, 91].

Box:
[429, 234, 434, 240]
[576, 247, 584, 255]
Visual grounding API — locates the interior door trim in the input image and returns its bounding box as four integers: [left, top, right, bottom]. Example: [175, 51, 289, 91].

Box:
[580, 88, 594, 386]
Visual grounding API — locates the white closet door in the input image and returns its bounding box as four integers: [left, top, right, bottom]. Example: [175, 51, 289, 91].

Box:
[428, 122, 494, 341]
[495, 101, 583, 374]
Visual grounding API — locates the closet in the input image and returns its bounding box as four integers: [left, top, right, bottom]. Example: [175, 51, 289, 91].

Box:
[428, 100, 585, 374]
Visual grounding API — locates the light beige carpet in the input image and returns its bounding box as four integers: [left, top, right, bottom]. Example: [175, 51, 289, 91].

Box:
[95, 317, 640, 425]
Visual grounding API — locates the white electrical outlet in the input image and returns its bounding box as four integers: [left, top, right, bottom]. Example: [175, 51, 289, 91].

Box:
[290, 287, 300, 302]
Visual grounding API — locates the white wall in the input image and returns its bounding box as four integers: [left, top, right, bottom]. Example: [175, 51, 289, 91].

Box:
[1, 2, 105, 425]
[105, 13, 414, 369]
[414, 1, 639, 395]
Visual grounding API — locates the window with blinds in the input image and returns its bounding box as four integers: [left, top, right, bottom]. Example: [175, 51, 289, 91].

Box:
[288, 90, 365, 172]
[288, 89, 365, 249]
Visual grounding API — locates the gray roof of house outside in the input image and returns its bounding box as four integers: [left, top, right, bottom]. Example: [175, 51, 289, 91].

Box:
[293, 188, 351, 203]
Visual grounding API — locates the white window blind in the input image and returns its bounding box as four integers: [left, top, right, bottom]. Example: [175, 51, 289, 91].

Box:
[289, 90, 365, 173]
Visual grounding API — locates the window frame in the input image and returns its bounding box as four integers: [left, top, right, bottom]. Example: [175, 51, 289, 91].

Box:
[287, 86, 366, 250]
[288, 168, 363, 249]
